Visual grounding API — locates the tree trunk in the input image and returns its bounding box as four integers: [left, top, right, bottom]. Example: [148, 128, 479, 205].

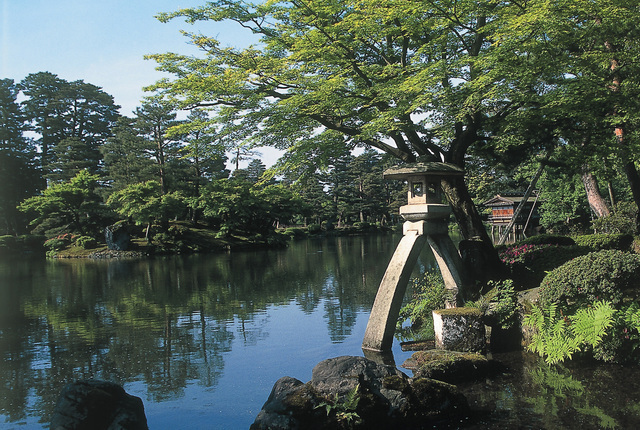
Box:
[440, 175, 504, 284]
[440, 176, 488, 242]
[581, 169, 611, 218]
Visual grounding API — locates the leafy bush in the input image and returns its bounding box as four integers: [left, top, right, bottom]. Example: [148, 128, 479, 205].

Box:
[524, 301, 616, 365]
[591, 201, 638, 235]
[353, 222, 371, 231]
[573, 233, 633, 251]
[539, 250, 640, 311]
[517, 234, 576, 246]
[75, 236, 97, 249]
[44, 238, 68, 252]
[396, 270, 446, 340]
[0, 235, 16, 251]
[307, 223, 322, 234]
[44, 233, 76, 252]
[535, 249, 640, 363]
[499, 244, 589, 289]
[283, 227, 306, 239]
[466, 279, 518, 329]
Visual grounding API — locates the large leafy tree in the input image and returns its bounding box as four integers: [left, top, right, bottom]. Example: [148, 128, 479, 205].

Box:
[107, 181, 185, 241]
[148, 0, 517, 249]
[487, 0, 640, 220]
[0, 79, 40, 234]
[18, 170, 107, 237]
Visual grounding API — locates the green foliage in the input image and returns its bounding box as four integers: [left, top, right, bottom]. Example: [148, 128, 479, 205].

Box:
[315, 384, 362, 427]
[591, 202, 638, 235]
[107, 181, 186, 238]
[499, 244, 589, 289]
[538, 173, 591, 234]
[467, 279, 518, 330]
[620, 302, 640, 358]
[44, 234, 75, 252]
[539, 250, 640, 311]
[397, 270, 446, 341]
[18, 170, 106, 238]
[524, 301, 615, 365]
[517, 235, 576, 246]
[307, 224, 322, 234]
[573, 234, 633, 252]
[283, 227, 306, 239]
[0, 235, 16, 250]
[75, 236, 97, 249]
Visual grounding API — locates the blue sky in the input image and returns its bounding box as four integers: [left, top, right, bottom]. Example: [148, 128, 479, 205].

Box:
[1, 0, 254, 116]
[0, 0, 285, 166]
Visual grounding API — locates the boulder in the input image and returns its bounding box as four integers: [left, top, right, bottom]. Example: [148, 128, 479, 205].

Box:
[401, 350, 505, 384]
[251, 356, 469, 429]
[105, 223, 131, 251]
[50, 380, 148, 430]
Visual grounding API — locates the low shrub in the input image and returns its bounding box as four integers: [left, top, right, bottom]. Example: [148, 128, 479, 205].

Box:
[539, 250, 640, 311]
[591, 201, 638, 235]
[307, 223, 322, 234]
[283, 227, 306, 239]
[524, 301, 616, 365]
[499, 244, 589, 289]
[517, 234, 576, 246]
[466, 279, 518, 330]
[573, 233, 633, 251]
[44, 238, 69, 252]
[75, 236, 97, 249]
[396, 269, 446, 341]
[353, 222, 371, 231]
[0, 235, 16, 251]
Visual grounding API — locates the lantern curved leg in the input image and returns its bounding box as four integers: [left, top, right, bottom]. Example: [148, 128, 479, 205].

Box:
[362, 231, 427, 352]
[426, 234, 468, 307]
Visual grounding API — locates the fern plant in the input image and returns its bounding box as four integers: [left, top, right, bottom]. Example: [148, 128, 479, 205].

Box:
[315, 383, 362, 426]
[524, 301, 615, 365]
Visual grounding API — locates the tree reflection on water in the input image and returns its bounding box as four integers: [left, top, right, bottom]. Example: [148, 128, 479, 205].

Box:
[1, 235, 420, 427]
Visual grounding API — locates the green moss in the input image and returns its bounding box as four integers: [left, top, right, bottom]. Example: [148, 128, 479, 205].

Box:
[434, 307, 482, 317]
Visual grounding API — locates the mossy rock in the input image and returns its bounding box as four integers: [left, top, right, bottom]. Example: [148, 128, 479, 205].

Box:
[402, 350, 504, 384]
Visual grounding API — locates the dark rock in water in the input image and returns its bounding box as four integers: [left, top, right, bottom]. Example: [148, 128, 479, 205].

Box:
[50, 380, 148, 430]
[251, 355, 469, 429]
[402, 350, 505, 384]
[105, 223, 131, 251]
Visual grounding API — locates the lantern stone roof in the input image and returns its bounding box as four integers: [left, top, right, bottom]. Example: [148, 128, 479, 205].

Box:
[383, 162, 464, 180]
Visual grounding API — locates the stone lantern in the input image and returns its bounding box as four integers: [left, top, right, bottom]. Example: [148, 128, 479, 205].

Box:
[362, 162, 470, 354]
[384, 162, 462, 226]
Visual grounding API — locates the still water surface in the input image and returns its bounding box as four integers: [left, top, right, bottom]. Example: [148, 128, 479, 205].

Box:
[0, 235, 424, 429]
[2, 234, 640, 429]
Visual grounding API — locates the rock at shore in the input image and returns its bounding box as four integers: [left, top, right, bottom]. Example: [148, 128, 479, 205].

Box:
[251, 355, 469, 429]
[402, 350, 505, 384]
[50, 380, 148, 430]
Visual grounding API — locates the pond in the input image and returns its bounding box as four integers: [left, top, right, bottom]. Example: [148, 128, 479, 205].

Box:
[0, 235, 426, 429]
[1, 234, 639, 429]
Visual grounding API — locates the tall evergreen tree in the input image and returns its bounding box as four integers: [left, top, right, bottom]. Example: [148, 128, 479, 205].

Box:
[0, 79, 40, 234]
[20, 72, 119, 181]
[134, 97, 183, 194]
[19, 72, 66, 174]
[101, 116, 157, 191]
